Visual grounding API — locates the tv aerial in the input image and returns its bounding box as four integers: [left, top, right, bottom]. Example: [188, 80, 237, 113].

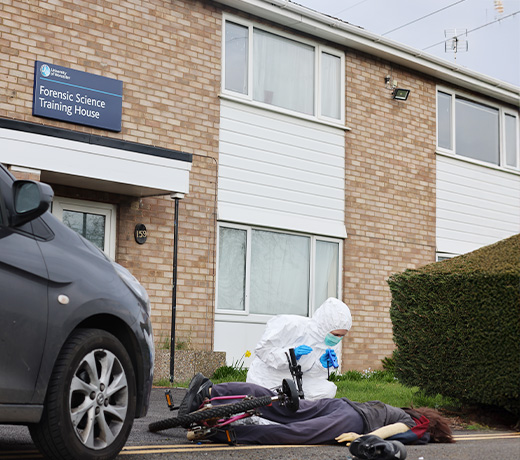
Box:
[444, 29, 468, 61]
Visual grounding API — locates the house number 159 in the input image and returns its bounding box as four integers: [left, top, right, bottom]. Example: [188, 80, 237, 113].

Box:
[134, 224, 147, 244]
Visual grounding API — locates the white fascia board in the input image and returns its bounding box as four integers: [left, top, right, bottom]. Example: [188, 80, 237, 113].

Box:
[0, 128, 191, 196]
[214, 0, 520, 106]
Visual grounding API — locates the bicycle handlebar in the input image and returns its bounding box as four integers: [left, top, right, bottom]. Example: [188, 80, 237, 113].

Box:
[289, 347, 298, 366]
[286, 348, 305, 399]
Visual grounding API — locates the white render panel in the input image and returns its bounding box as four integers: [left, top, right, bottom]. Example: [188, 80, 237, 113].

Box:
[0, 128, 191, 195]
[214, 318, 266, 367]
[219, 99, 347, 237]
[436, 155, 520, 255]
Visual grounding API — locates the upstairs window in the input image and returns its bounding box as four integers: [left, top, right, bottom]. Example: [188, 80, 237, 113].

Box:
[223, 17, 344, 123]
[437, 89, 519, 170]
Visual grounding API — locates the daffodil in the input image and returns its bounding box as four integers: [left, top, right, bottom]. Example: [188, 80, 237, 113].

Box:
[231, 350, 252, 372]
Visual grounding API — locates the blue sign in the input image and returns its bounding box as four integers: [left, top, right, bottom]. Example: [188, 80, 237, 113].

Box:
[33, 61, 123, 132]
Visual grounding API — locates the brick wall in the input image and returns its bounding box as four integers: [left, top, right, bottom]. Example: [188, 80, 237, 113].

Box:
[1, 0, 221, 352]
[6, 166, 41, 182]
[342, 51, 437, 370]
[0, 0, 221, 156]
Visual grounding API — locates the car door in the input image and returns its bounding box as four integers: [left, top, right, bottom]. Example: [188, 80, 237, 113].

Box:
[0, 170, 49, 404]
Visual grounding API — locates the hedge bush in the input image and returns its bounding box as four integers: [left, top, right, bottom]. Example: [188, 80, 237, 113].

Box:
[388, 234, 520, 415]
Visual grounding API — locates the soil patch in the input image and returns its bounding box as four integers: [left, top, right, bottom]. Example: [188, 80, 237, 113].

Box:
[441, 405, 519, 431]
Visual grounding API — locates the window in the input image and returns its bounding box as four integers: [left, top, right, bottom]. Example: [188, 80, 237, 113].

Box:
[505, 114, 519, 168]
[217, 224, 341, 316]
[437, 89, 519, 170]
[52, 197, 116, 258]
[223, 17, 344, 123]
[455, 98, 499, 165]
[436, 252, 458, 262]
[437, 91, 452, 150]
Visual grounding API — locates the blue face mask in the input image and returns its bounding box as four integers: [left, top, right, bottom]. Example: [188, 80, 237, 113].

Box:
[324, 332, 343, 347]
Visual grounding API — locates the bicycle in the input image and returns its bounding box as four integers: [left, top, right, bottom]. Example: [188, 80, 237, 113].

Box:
[148, 348, 304, 441]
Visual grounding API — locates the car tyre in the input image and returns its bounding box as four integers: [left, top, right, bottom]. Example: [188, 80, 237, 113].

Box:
[29, 329, 136, 460]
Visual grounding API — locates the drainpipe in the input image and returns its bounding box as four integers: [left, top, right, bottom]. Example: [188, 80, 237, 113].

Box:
[170, 192, 185, 383]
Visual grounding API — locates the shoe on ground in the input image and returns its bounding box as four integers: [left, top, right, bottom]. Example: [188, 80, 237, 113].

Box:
[349, 434, 407, 460]
[178, 373, 213, 417]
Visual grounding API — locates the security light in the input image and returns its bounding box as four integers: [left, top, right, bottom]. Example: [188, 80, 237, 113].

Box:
[392, 88, 410, 101]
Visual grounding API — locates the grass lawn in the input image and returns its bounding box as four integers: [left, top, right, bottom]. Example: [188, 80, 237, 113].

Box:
[156, 368, 459, 412]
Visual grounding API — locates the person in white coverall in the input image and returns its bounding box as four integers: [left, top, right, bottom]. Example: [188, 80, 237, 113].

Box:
[246, 297, 352, 400]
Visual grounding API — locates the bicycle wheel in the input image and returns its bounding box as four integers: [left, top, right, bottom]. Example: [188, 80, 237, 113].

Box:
[148, 395, 273, 432]
[282, 378, 299, 412]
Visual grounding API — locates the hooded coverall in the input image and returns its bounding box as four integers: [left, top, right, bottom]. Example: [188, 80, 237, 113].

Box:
[246, 297, 352, 400]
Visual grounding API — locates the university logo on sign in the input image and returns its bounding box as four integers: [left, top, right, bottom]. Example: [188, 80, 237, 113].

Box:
[33, 61, 123, 132]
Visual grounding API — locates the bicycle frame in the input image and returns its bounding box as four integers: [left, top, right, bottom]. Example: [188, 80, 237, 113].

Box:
[197, 394, 264, 428]
[149, 379, 298, 442]
[149, 348, 305, 440]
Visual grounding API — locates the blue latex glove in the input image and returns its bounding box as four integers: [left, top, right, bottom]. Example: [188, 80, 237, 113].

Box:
[294, 345, 313, 360]
[320, 349, 338, 368]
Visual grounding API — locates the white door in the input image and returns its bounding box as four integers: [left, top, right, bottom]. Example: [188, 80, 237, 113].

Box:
[52, 197, 117, 259]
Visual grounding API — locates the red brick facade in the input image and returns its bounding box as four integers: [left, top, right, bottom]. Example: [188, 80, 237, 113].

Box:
[1, 0, 438, 370]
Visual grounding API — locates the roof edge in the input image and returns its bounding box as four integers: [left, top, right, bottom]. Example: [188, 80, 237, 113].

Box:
[214, 0, 520, 106]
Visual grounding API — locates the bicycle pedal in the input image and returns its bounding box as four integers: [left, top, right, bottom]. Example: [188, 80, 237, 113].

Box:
[164, 389, 175, 411]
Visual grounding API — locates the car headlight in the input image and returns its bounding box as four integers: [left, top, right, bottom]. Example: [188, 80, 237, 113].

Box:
[112, 261, 151, 316]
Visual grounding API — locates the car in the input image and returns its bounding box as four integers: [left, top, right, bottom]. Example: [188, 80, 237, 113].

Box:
[0, 163, 154, 459]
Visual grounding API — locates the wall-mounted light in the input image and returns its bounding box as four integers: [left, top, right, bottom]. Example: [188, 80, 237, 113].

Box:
[392, 88, 411, 101]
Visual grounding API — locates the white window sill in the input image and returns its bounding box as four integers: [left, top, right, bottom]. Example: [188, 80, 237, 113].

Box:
[215, 312, 276, 324]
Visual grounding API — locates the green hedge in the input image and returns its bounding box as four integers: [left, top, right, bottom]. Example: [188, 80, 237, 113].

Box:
[388, 234, 520, 415]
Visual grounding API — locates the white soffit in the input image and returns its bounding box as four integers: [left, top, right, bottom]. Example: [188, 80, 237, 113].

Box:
[0, 128, 191, 197]
[214, 0, 520, 106]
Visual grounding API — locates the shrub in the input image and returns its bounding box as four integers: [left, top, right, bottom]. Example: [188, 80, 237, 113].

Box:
[211, 365, 248, 382]
[388, 234, 520, 415]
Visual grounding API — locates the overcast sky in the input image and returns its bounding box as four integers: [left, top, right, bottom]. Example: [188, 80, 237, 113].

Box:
[293, 0, 520, 87]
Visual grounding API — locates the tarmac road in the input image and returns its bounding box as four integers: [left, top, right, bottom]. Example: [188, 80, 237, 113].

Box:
[1, 387, 519, 459]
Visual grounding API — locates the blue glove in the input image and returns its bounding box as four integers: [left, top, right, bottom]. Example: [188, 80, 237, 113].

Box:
[320, 349, 338, 368]
[294, 345, 313, 360]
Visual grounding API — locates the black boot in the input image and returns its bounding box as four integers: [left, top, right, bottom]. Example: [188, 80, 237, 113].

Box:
[178, 373, 213, 416]
[350, 435, 407, 460]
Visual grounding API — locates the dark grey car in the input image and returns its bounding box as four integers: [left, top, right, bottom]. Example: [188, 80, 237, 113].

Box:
[0, 163, 154, 459]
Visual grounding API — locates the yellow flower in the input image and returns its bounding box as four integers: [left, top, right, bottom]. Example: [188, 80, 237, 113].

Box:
[245, 350, 252, 358]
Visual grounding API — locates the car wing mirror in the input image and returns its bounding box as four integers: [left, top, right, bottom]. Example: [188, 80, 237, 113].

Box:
[11, 180, 54, 227]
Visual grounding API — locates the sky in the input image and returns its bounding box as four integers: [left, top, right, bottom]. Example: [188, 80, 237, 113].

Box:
[292, 0, 520, 87]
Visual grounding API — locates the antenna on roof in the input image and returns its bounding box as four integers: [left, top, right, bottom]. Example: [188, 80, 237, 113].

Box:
[494, 0, 504, 16]
[444, 29, 468, 61]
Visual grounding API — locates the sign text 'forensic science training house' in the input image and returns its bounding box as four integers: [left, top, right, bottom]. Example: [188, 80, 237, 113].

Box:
[33, 61, 123, 132]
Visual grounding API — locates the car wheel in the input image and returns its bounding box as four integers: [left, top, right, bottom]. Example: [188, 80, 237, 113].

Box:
[29, 329, 136, 460]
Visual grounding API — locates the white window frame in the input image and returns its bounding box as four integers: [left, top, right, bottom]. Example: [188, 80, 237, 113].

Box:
[436, 251, 459, 262]
[436, 86, 520, 172]
[216, 222, 343, 317]
[222, 14, 345, 126]
[52, 197, 117, 259]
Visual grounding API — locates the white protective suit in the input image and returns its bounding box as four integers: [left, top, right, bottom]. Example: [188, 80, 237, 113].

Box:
[246, 297, 352, 400]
